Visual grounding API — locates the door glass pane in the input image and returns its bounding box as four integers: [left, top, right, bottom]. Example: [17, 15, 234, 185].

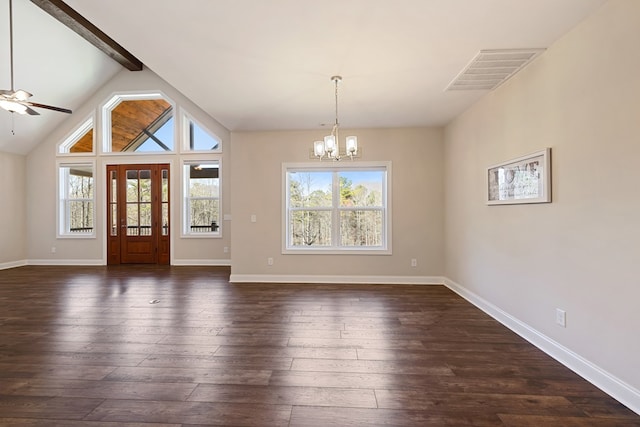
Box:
[162, 203, 169, 236]
[140, 203, 152, 235]
[162, 168, 169, 236]
[162, 169, 169, 202]
[126, 204, 139, 236]
[126, 170, 139, 202]
[139, 170, 151, 202]
[110, 170, 117, 203]
[111, 204, 118, 236]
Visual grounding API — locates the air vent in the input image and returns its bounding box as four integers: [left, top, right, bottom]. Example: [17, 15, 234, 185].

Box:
[446, 48, 545, 91]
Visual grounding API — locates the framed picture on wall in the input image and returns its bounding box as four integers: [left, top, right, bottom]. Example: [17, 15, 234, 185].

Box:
[487, 148, 551, 205]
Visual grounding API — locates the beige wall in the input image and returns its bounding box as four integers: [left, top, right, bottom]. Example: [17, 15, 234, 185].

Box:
[0, 152, 26, 266]
[25, 68, 231, 264]
[444, 0, 640, 395]
[230, 127, 444, 282]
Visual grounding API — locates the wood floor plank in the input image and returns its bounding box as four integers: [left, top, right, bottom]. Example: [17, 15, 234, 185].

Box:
[290, 358, 453, 376]
[105, 366, 273, 385]
[499, 414, 640, 426]
[213, 345, 358, 359]
[188, 384, 378, 408]
[0, 419, 180, 427]
[139, 354, 293, 370]
[289, 406, 503, 427]
[287, 337, 426, 350]
[375, 389, 585, 416]
[84, 400, 292, 426]
[0, 396, 103, 420]
[0, 362, 116, 381]
[1, 378, 197, 401]
[0, 265, 637, 426]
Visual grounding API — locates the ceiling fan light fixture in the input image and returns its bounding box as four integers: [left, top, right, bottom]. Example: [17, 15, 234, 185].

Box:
[0, 99, 27, 114]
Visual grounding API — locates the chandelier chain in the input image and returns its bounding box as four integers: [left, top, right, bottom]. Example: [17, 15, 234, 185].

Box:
[334, 77, 339, 127]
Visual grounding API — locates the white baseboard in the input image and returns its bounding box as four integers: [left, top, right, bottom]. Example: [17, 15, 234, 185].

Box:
[229, 274, 444, 285]
[0, 259, 27, 270]
[172, 259, 231, 266]
[27, 259, 104, 266]
[443, 277, 640, 416]
[23, 259, 231, 267]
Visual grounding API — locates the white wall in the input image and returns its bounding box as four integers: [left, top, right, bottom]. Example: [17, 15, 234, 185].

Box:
[444, 0, 640, 409]
[230, 127, 444, 282]
[0, 151, 26, 267]
[25, 68, 231, 265]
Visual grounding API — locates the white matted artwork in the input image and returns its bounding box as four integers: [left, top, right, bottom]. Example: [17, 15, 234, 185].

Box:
[487, 148, 551, 205]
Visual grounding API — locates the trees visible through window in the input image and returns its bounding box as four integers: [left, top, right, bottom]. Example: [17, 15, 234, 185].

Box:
[59, 164, 94, 236]
[285, 165, 389, 252]
[184, 161, 220, 235]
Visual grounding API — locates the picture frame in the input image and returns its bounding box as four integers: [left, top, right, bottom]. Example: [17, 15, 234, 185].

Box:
[487, 148, 551, 205]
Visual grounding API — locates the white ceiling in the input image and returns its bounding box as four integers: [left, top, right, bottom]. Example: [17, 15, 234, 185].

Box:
[1, 0, 608, 154]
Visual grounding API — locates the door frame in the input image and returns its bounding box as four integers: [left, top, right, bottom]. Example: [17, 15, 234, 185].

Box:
[106, 163, 171, 265]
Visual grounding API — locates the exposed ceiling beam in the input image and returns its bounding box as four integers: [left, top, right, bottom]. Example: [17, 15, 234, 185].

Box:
[30, 0, 143, 71]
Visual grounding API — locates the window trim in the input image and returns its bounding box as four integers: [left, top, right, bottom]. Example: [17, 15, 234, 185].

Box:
[57, 160, 97, 239]
[282, 161, 392, 255]
[181, 158, 222, 238]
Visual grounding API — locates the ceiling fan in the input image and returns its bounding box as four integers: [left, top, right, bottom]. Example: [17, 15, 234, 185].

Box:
[0, 0, 71, 115]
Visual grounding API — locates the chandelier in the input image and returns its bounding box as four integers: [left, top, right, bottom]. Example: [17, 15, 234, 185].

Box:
[312, 75, 358, 160]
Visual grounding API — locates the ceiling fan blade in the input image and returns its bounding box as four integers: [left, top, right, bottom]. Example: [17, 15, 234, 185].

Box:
[24, 106, 40, 116]
[28, 102, 72, 114]
[13, 89, 33, 101]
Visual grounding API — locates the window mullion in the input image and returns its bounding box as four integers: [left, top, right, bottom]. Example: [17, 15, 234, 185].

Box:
[332, 171, 340, 247]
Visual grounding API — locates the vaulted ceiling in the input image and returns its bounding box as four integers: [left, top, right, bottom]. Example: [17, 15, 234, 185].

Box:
[0, 0, 609, 154]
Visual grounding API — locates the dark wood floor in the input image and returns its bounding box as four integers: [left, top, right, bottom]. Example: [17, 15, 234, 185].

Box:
[0, 266, 638, 426]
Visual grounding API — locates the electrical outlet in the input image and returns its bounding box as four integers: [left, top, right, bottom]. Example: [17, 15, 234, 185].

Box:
[556, 308, 566, 327]
[267, 257, 274, 266]
[223, 247, 229, 253]
[250, 214, 257, 223]
[411, 258, 417, 267]
[51, 246, 56, 253]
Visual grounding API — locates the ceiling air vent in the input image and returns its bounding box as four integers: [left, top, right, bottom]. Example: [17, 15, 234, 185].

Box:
[446, 48, 545, 91]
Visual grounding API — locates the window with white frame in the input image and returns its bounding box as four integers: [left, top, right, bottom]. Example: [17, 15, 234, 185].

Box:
[58, 163, 95, 237]
[284, 163, 390, 253]
[183, 161, 221, 236]
[184, 115, 221, 152]
[58, 116, 94, 154]
[102, 93, 175, 153]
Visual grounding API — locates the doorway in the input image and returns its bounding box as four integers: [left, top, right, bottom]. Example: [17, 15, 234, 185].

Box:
[107, 164, 170, 264]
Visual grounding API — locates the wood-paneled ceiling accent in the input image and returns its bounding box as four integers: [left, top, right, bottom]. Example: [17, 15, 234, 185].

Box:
[111, 99, 172, 152]
[69, 129, 93, 153]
